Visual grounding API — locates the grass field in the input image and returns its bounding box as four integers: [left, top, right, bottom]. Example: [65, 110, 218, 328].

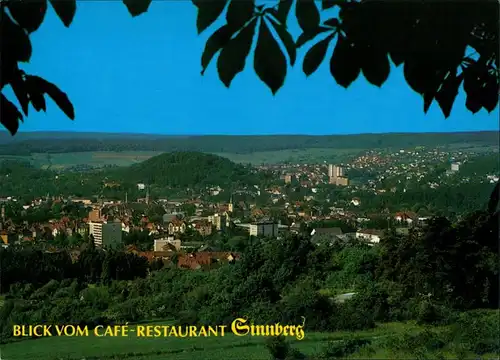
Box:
[0, 143, 496, 170]
[2, 319, 497, 360]
[0, 148, 364, 169]
[0, 321, 417, 360]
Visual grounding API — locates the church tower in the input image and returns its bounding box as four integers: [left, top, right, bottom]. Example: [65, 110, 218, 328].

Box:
[228, 195, 233, 213]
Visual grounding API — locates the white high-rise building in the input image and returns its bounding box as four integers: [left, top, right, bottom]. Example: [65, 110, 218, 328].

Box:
[89, 221, 122, 248]
[328, 164, 334, 177]
[328, 164, 344, 178]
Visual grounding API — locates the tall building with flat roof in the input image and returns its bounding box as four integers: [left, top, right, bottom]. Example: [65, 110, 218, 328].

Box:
[89, 221, 122, 249]
[328, 164, 348, 186]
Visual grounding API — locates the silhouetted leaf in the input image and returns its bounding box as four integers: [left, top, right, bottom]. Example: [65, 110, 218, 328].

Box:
[481, 72, 499, 113]
[254, 19, 287, 95]
[324, 18, 339, 28]
[8, 0, 47, 33]
[276, 0, 293, 24]
[303, 33, 335, 77]
[360, 47, 390, 87]
[463, 64, 484, 114]
[27, 76, 75, 119]
[487, 181, 500, 214]
[193, 0, 228, 34]
[226, 0, 254, 29]
[1, 8, 32, 62]
[201, 24, 238, 75]
[217, 18, 257, 88]
[269, 18, 296, 66]
[296, 0, 320, 32]
[322, 0, 344, 10]
[49, 0, 76, 27]
[404, 60, 436, 95]
[296, 26, 331, 48]
[423, 92, 435, 114]
[123, 0, 152, 17]
[465, 93, 482, 114]
[435, 72, 464, 118]
[330, 35, 360, 88]
[10, 71, 29, 116]
[463, 65, 482, 96]
[0, 94, 23, 135]
[29, 91, 46, 112]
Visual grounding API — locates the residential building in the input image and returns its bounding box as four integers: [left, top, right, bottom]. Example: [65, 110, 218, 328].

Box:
[328, 165, 348, 186]
[88, 220, 122, 248]
[310, 227, 343, 244]
[209, 213, 228, 231]
[394, 211, 417, 224]
[355, 229, 383, 244]
[451, 163, 460, 172]
[167, 218, 186, 235]
[284, 174, 294, 184]
[334, 177, 349, 186]
[163, 212, 185, 223]
[88, 209, 101, 222]
[71, 198, 92, 206]
[328, 164, 344, 178]
[193, 220, 213, 236]
[154, 238, 181, 252]
[249, 221, 279, 237]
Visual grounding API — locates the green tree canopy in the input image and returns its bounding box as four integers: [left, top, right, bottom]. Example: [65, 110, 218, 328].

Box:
[1, 0, 498, 135]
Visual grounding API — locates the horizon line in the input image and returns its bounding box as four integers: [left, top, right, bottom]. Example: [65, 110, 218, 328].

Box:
[2, 129, 498, 137]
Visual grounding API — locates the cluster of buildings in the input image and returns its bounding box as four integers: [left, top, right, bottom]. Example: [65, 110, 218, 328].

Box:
[281, 164, 349, 187]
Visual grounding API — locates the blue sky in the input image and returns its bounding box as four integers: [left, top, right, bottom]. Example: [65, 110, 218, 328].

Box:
[6, 1, 499, 135]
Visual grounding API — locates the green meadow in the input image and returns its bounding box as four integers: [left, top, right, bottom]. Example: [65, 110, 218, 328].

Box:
[0, 321, 417, 360]
[1, 319, 498, 360]
[0, 141, 495, 170]
[0, 148, 363, 170]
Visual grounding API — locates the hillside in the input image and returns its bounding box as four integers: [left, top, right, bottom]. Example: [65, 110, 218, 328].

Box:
[114, 151, 260, 188]
[0, 131, 497, 155]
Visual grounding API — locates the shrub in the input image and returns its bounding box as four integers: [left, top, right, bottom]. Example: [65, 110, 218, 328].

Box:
[415, 299, 458, 325]
[317, 338, 371, 359]
[174, 310, 199, 326]
[279, 278, 337, 332]
[29, 279, 60, 300]
[449, 310, 500, 355]
[265, 336, 290, 360]
[245, 300, 281, 324]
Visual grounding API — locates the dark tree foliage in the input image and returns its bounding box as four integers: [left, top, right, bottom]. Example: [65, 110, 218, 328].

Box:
[1, 0, 76, 135]
[114, 151, 261, 188]
[0, 245, 149, 293]
[1, 0, 498, 135]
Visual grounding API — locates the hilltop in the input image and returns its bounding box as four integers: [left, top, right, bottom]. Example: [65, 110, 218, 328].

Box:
[0, 131, 497, 155]
[0, 152, 262, 198]
[111, 151, 260, 188]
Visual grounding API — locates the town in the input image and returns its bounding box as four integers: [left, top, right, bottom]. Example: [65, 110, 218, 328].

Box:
[0, 145, 497, 270]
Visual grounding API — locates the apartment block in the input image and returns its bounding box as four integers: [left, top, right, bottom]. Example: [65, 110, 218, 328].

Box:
[249, 221, 279, 238]
[89, 221, 122, 249]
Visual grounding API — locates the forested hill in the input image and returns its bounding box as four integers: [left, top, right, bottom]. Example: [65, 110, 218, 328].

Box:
[0, 131, 497, 155]
[108, 152, 261, 188]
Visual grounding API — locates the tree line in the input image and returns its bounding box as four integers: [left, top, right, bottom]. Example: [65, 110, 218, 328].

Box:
[0, 132, 498, 155]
